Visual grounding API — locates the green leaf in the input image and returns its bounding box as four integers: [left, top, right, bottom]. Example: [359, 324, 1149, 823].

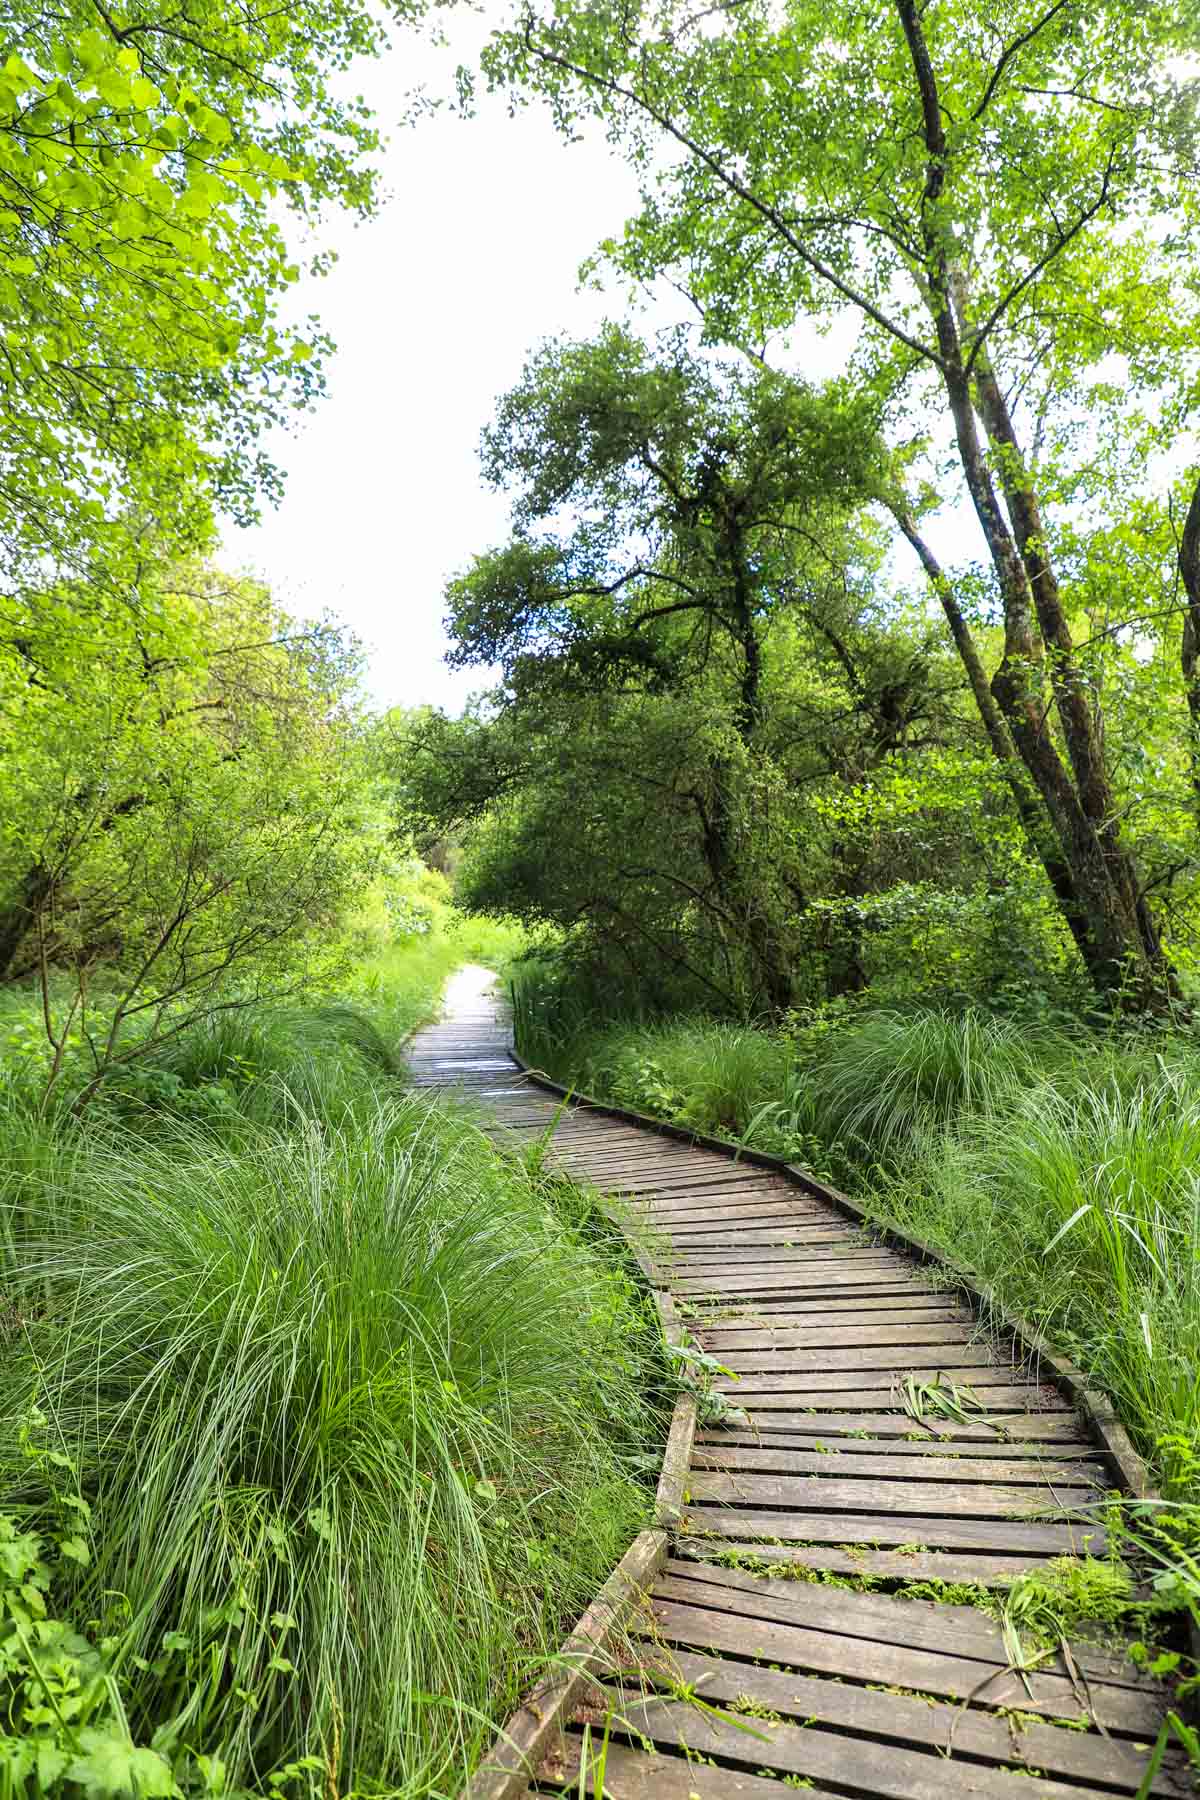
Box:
[66, 1732, 178, 1798]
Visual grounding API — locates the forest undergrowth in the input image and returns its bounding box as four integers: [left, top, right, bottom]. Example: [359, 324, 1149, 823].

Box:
[0, 920, 665, 1799]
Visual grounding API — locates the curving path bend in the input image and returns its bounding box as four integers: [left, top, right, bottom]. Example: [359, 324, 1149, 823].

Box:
[409, 968, 1181, 1800]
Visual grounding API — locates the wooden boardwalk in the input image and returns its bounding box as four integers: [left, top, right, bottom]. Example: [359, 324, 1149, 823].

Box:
[409, 970, 1179, 1800]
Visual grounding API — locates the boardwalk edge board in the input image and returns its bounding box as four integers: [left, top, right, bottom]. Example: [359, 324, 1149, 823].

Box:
[654, 1395, 698, 1532]
[461, 1527, 669, 1800]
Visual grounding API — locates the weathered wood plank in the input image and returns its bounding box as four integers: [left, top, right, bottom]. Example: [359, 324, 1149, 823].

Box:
[730, 1408, 1089, 1441]
[681, 1502, 1106, 1554]
[646, 1596, 1152, 1731]
[714, 1343, 1005, 1373]
[677, 1536, 1071, 1584]
[693, 1428, 1101, 1458]
[690, 1442, 1106, 1484]
[685, 1470, 1102, 1519]
[698, 1321, 982, 1349]
[629, 1647, 1185, 1795]
[715, 1371, 1068, 1403]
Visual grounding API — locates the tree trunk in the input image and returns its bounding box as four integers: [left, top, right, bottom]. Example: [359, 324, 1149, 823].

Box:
[967, 345, 1160, 958]
[0, 862, 54, 982]
[1179, 472, 1200, 823]
[890, 504, 1097, 969]
[695, 766, 794, 1015]
[893, 0, 1175, 1011]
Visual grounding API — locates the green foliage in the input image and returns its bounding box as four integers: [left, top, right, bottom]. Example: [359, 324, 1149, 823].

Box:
[401, 325, 989, 1020]
[996, 1557, 1137, 1653]
[0, 1083, 658, 1793]
[0, 559, 378, 1109]
[511, 964, 842, 1175]
[478, 0, 1200, 1005]
[0, 0, 397, 583]
[881, 1053, 1200, 1487]
[805, 1007, 1054, 1161]
[0, 1508, 176, 1800]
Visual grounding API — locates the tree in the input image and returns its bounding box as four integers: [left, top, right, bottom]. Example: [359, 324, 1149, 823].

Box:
[0, 0, 403, 585]
[444, 325, 890, 1010]
[0, 555, 372, 1104]
[402, 328, 996, 1012]
[481, 0, 1200, 1007]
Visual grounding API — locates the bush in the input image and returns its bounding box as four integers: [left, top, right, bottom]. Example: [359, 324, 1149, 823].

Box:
[1, 1093, 657, 1795]
[881, 1058, 1200, 1491]
[805, 1007, 1054, 1160]
[0, 1501, 179, 1800]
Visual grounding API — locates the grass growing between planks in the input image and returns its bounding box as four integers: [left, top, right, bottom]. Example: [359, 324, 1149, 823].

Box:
[0, 955, 662, 1798]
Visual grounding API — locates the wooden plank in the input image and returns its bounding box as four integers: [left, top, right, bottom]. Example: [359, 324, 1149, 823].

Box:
[661, 1244, 871, 1268]
[675, 1266, 933, 1296]
[662, 1233, 863, 1255]
[604, 1687, 1168, 1800]
[698, 1297, 975, 1319]
[547, 1734, 835, 1800]
[646, 1596, 1153, 1732]
[715, 1372, 1069, 1403]
[690, 1442, 1106, 1484]
[647, 1208, 840, 1230]
[678, 1537, 1072, 1584]
[655, 1395, 697, 1529]
[681, 1503, 1106, 1555]
[558, 1158, 760, 1178]
[695, 1427, 1102, 1458]
[658, 1558, 1148, 1690]
[714, 1344, 1005, 1373]
[639, 1191, 824, 1213]
[705, 1291, 954, 1312]
[678, 1270, 928, 1295]
[685, 1471, 1102, 1520]
[731, 1408, 1089, 1441]
[637, 1191, 817, 1211]
[630, 1176, 811, 1196]
[647, 1195, 845, 1209]
[629, 1647, 1185, 1795]
[698, 1322, 983, 1349]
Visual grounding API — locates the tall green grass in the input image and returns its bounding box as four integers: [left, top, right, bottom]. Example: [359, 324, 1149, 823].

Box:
[0, 938, 657, 1795]
[804, 1007, 1053, 1158]
[511, 964, 799, 1143]
[877, 1057, 1200, 1494]
[1, 1093, 657, 1795]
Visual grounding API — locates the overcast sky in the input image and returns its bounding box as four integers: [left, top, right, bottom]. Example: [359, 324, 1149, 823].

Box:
[222, 12, 683, 714]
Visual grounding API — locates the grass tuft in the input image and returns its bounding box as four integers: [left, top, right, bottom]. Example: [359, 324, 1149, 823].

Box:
[1, 975, 659, 1794]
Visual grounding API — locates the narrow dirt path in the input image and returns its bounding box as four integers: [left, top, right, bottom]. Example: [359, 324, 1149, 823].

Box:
[409, 975, 1181, 1799]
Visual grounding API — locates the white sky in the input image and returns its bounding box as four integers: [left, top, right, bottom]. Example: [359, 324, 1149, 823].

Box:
[222, 12, 677, 714]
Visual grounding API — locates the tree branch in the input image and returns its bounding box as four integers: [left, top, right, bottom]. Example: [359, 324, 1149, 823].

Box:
[521, 16, 945, 370]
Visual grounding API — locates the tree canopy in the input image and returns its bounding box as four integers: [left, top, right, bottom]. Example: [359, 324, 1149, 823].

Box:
[1, 0, 399, 584]
[474, 0, 1200, 1008]
[398, 327, 1058, 1014]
